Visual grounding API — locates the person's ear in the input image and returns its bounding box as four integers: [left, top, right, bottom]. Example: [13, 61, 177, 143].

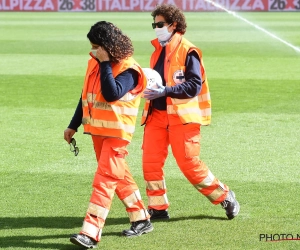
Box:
[171, 22, 177, 32]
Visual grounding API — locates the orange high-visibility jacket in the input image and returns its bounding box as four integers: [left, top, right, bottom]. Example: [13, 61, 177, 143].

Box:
[82, 56, 146, 142]
[141, 32, 211, 126]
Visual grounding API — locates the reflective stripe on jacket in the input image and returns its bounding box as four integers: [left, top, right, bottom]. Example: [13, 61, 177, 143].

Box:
[82, 55, 146, 142]
[141, 33, 211, 125]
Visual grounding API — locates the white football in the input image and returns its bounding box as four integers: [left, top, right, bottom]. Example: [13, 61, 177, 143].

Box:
[142, 68, 162, 89]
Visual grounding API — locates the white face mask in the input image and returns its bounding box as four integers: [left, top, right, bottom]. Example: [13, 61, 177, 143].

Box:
[90, 49, 97, 57]
[155, 25, 173, 43]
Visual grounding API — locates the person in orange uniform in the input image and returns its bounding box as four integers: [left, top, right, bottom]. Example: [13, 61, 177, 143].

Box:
[142, 4, 240, 221]
[64, 21, 153, 249]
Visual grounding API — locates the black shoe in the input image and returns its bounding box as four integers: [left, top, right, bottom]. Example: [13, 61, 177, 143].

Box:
[122, 219, 153, 237]
[70, 233, 97, 249]
[148, 209, 170, 220]
[221, 190, 240, 220]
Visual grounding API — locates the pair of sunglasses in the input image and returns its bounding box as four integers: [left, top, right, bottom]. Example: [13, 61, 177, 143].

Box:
[152, 21, 167, 29]
[70, 138, 79, 156]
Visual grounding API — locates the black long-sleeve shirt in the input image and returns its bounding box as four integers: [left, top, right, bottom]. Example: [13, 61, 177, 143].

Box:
[68, 61, 138, 131]
[152, 48, 202, 110]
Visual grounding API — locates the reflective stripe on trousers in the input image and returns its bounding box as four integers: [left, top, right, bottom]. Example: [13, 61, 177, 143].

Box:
[80, 136, 149, 241]
[142, 109, 229, 210]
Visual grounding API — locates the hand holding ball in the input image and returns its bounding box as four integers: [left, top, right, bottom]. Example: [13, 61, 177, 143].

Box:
[142, 68, 166, 100]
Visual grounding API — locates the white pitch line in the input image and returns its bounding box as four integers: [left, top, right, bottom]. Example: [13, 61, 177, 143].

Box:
[204, 0, 300, 53]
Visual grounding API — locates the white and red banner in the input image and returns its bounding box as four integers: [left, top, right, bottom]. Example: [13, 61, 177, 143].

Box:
[1, 0, 299, 11]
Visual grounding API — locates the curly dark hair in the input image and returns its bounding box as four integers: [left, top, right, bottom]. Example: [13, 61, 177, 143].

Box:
[151, 4, 187, 35]
[87, 21, 134, 63]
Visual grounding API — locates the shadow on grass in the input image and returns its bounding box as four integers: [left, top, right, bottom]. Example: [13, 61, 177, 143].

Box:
[0, 216, 129, 249]
[0, 233, 126, 250]
[0, 215, 226, 249]
[177, 214, 228, 221]
[0, 216, 129, 230]
[0, 234, 82, 250]
[152, 214, 228, 222]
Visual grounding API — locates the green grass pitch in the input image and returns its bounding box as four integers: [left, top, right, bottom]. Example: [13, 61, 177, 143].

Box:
[0, 11, 299, 250]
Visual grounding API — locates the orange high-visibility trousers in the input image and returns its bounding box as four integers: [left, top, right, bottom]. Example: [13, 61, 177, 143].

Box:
[142, 109, 229, 210]
[80, 136, 149, 242]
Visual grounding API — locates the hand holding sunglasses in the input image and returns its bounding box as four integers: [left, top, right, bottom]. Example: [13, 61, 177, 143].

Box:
[70, 138, 79, 156]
